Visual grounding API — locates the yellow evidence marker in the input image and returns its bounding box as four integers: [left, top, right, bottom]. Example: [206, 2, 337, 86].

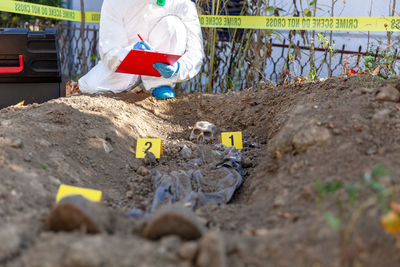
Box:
[56, 184, 102, 203]
[221, 132, 243, 150]
[136, 138, 163, 159]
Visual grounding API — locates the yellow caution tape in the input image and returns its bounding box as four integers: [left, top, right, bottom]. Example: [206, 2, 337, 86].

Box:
[85, 11, 101, 23]
[1, 0, 400, 31]
[199, 16, 400, 32]
[0, 0, 100, 23]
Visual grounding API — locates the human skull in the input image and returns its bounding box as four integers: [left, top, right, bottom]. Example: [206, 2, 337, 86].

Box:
[190, 121, 217, 143]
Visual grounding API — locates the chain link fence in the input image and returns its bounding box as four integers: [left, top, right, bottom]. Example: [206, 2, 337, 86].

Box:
[0, 20, 398, 92]
[56, 23, 99, 80]
[267, 39, 387, 83]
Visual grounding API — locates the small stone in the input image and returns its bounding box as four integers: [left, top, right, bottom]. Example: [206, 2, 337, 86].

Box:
[143, 204, 204, 240]
[38, 139, 51, 147]
[375, 86, 400, 102]
[292, 122, 331, 152]
[143, 152, 157, 166]
[129, 160, 141, 172]
[160, 235, 182, 253]
[62, 237, 103, 267]
[103, 141, 113, 154]
[137, 166, 150, 176]
[188, 158, 203, 167]
[289, 161, 304, 175]
[180, 145, 192, 159]
[11, 139, 23, 149]
[273, 189, 289, 208]
[211, 150, 222, 157]
[196, 231, 226, 267]
[366, 147, 378, 155]
[46, 195, 111, 234]
[242, 157, 253, 168]
[255, 229, 269, 236]
[372, 109, 391, 128]
[0, 224, 22, 261]
[125, 190, 134, 199]
[24, 152, 33, 162]
[179, 242, 198, 262]
[0, 120, 11, 127]
[332, 128, 342, 135]
[243, 142, 261, 148]
[326, 123, 334, 129]
[302, 187, 314, 201]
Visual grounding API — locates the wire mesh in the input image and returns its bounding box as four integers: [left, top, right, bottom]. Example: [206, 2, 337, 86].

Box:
[0, 20, 398, 92]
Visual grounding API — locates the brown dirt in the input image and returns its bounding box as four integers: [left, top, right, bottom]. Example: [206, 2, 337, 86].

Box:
[1, 75, 400, 266]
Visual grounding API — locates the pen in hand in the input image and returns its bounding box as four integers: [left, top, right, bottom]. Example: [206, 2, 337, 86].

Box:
[135, 34, 153, 51]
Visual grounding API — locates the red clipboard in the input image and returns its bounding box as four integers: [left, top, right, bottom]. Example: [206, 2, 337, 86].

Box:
[115, 50, 181, 77]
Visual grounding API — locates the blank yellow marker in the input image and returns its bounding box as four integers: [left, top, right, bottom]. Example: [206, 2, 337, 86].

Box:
[56, 184, 102, 203]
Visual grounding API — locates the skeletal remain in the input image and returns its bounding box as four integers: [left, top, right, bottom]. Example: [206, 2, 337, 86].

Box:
[190, 121, 217, 143]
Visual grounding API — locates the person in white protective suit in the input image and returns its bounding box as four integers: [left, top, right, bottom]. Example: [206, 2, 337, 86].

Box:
[78, 0, 204, 99]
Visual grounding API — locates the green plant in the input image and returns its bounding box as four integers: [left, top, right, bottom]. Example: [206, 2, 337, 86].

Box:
[307, 66, 318, 81]
[314, 164, 394, 263]
[363, 41, 399, 79]
[315, 164, 392, 234]
[317, 32, 336, 57]
[307, 37, 317, 81]
[40, 163, 49, 170]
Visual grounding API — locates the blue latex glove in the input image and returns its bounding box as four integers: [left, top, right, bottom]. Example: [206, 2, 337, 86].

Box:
[153, 62, 180, 78]
[133, 41, 153, 51]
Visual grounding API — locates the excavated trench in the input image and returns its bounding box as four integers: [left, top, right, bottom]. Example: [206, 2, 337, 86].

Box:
[1, 75, 400, 266]
[0, 88, 269, 267]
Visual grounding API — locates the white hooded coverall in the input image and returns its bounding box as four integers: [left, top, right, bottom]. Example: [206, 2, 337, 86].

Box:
[79, 0, 204, 94]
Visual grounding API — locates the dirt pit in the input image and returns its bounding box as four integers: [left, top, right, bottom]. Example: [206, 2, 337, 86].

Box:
[1, 75, 400, 266]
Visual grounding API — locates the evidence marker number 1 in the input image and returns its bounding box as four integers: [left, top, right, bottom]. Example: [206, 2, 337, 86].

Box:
[136, 138, 163, 159]
[221, 132, 243, 150]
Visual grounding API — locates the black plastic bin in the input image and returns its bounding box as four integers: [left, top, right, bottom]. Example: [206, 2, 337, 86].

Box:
[0, 28, 61, 109]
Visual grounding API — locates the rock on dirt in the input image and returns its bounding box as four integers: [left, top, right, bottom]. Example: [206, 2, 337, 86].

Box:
[178, 241, 198, 262]
[375, 85, 400, 102]
[62, 236, 104, 267]
[0, 224, 23, 262]
[137, 166, 150, 176]
[371, 109, 391, 128]
[196, 231, 227, 267]
[143, 205, 205, 241]
[292, 121, 331, 152]
[180, 145, 192, 159]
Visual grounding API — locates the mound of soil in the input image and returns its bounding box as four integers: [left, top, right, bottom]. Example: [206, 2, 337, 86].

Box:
[1, 75, 400, 266]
